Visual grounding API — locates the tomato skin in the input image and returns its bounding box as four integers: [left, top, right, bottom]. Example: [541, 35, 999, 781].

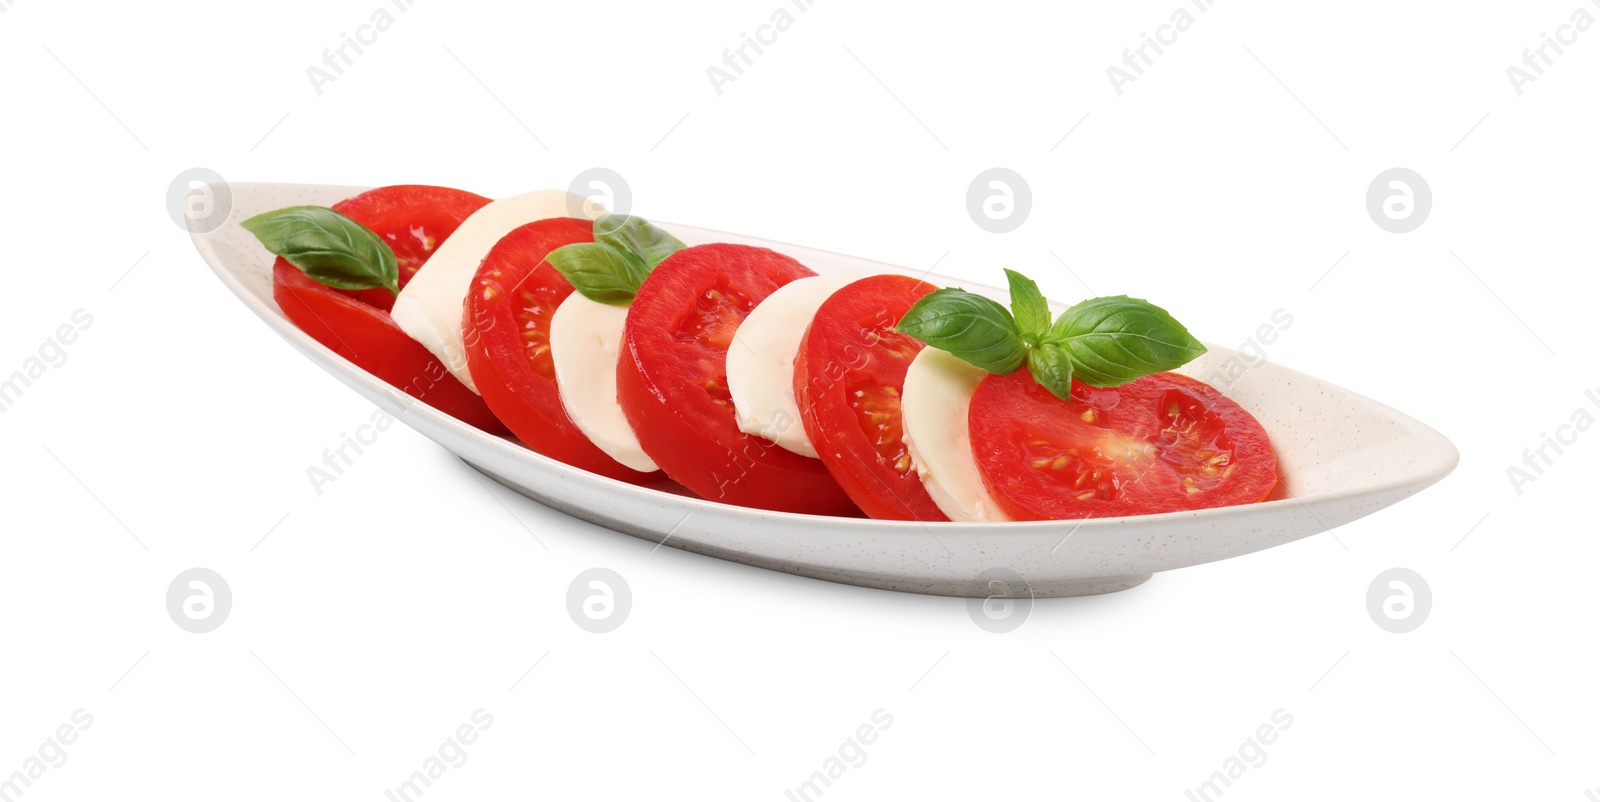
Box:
[462, 219, 659, 483]
[969, 371, 1277, 521]
[618, 244, 859, 515]
[271, 185, 504, 432]
[795, 275, 948, 521]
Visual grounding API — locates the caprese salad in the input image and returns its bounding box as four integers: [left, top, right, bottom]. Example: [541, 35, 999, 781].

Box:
[244, 184, 1278, 522]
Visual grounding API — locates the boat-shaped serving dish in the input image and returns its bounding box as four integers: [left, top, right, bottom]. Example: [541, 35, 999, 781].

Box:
[189, 183, 1458, 597]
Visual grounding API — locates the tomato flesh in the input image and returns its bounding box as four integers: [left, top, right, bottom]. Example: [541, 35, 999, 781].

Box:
[796, 275, 947, 521]
[619, 244, 858, 515]
[271, 185, 504, 432]
[969, 371, 1277, 520]
[462, 219, 659, 483]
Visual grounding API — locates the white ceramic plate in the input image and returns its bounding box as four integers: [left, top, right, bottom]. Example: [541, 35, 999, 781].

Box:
[189, 183, 1458, 597]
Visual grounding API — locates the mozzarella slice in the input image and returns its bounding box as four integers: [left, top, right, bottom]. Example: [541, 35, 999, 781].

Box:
[549, 293, 658, 473]
[900, 348, 1012, 522]
[390, 189, 594, 393]
[726, 274, 858, 458]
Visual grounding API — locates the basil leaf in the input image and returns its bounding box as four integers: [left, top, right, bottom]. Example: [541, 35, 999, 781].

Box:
[1046, 295, 1206, 387]
[1026, 342, 1076, 401]
[594, 214, 686, 270]
[1004, 268, 1050, 344]
[546, 242, 651, 305]
[895, 288, 1026, 374]
[242, 206, 398, 294]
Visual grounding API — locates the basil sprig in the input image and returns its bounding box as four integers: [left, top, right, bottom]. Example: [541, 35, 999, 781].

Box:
[546, 215, 686, 305]
[895, 268, 1206, 401]
[242, 206, 399, 295]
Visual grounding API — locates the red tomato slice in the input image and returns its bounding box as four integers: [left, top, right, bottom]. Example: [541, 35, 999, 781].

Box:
[795, 275, 948, 521]
[336, 185, 491, 310]
[463, 219, 659, 483]
[618, 244, 859, 515]
[969, 371, 1277, 520]
[272, 185, 504, 432]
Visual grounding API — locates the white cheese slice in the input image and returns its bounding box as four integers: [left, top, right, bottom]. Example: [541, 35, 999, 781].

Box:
[390, 190, 593, 393]
[549, 293, 658, 473]
[900, 347, 1012, 522]
[726, 273, 858, 458]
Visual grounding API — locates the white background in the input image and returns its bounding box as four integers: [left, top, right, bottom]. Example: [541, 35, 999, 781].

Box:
[2, 0, 1597, 799]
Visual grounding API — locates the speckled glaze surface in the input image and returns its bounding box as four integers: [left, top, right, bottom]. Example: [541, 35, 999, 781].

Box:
[190, 183, 1460, 597]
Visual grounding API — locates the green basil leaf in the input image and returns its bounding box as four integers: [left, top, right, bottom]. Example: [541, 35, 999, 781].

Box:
[546, 242, 651, 305]
[594, 214, 686, 270]
[1004, 268, 1050, 344]
[894, 288, 1026, 374]
[1026, 342, 1076, 401]
[1046, 295, 1206, 387]
[241, 206, 399, 294]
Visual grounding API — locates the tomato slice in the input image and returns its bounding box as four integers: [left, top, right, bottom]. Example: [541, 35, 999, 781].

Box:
[330, 185, 492, 311]
[968, 371, 1277, 520]
[463, 219, 659, 483]
[272, 185, 504, 431]
[795, 275, 948, 521]
[618, 244, 859, 515]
